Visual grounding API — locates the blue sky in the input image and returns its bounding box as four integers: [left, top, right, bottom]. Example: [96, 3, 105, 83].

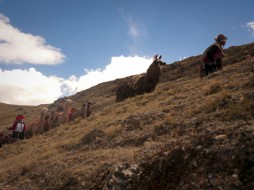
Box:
[0, 0, 253, 105]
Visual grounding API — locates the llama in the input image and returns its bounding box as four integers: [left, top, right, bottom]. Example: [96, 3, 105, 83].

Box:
[68, 108, 81, 122]
[80, 100, 92, 118]
[116, 56, 166, 102]
[62, 99, 73, 123]
[28, 99, 92, 136]
[50, 111, 64, 128]
[68, 100, 92, 121]
[26, 120, 39, 138]
[33, 107, 49, 134]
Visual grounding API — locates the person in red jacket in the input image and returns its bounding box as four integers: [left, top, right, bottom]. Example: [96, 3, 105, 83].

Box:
[200, 34, 227, 77]
[6, 115, 27, 140]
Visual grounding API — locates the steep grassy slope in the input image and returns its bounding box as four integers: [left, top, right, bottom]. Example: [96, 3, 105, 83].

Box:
[0, 42, 254, 190]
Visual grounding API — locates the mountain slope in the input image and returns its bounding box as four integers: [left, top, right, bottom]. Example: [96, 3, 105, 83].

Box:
[0, 42, 254, 190]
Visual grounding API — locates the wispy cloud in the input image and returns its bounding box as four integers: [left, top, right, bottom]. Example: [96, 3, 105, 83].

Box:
[0, 56, 152, 105]
[119, 9, 148, 54]
[245, 21, 254, 35]
[127, 17, 147, 39]
[0, 13, 65, 65]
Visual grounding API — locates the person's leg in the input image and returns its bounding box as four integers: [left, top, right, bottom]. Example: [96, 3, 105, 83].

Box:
[205, 63, 210, 76]
[216, 59, 223, 70]
[12, 131, 18, 138]
[212, 63, 217, 72]
[19, 132, 25, 140]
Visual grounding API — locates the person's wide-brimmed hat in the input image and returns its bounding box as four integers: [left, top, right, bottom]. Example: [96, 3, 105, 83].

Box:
[215, 34, 227, 43]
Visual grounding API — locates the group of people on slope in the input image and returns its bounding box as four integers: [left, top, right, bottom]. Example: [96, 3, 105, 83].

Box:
[0, 34, 229, 146]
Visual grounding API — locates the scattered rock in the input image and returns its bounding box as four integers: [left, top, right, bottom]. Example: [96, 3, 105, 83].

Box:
[214, 134, 227, 140]
[103, 163, 141, 190]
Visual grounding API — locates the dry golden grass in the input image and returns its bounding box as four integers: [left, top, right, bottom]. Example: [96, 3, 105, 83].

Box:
[104, 124, 123, 138]
[202, 81, 222, 95]
[164, 114, 177, 125]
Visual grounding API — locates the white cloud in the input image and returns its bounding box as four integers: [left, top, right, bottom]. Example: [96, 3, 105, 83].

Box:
[246, 21, 254, 35]
[76, 55, 151, 92]
[0, 13, 65, 65]
[0, 68, 63, 105]
[0, 56, 152, 105]
[179, 56, 186, 61]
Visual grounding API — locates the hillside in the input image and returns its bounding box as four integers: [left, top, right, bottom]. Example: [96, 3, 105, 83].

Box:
[0, 42, 254, 190]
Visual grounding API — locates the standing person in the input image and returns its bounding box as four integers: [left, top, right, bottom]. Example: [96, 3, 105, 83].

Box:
[6, 115, 27, 140]
[200, 34, 227, 77]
